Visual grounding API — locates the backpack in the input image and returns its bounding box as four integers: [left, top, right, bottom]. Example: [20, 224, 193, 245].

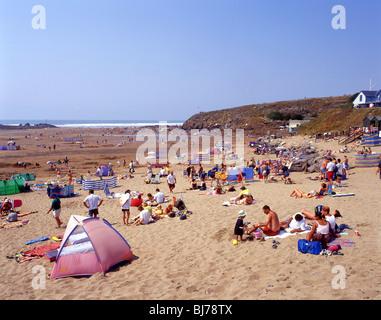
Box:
[297, 239, 322, 255]
[174, 199, 186, 211]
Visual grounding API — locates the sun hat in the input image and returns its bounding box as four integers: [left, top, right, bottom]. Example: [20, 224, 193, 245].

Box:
[239, 210, 247, 217]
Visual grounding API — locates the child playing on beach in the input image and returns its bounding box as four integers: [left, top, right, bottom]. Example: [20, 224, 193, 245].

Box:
[234, 210, 247, 242]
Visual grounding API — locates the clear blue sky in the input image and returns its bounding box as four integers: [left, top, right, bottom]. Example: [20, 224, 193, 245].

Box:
[0, 0, 380, 121]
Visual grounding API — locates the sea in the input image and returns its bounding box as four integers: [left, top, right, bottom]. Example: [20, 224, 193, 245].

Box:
[0, 119, 184, 129]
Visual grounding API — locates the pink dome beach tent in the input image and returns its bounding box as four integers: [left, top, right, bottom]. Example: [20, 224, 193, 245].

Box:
[50, 215, 133, 279]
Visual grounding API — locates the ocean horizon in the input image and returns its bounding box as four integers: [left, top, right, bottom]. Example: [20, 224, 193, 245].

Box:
[0, 119, 184, 128]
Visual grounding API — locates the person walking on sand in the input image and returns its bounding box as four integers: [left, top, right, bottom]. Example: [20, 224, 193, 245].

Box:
[376, 155, 381, 179]
[167, 170, 176, 193]
[246, 205, 280, 237]
[68, 170, 73, 186]
[120, 189, 131, 225]
[47, 193, 63, 228]
[83, 189, 103, 217]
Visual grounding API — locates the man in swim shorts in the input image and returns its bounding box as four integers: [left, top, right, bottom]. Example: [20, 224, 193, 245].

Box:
[246, 205, 280, 237]
[46, 193, 63, 228]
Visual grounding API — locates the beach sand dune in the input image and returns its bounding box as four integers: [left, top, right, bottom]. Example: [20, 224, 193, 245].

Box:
[0, 128, 380, 300]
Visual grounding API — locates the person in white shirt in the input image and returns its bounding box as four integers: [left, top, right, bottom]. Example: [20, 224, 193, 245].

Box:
[280, 213, 308, 233]
[153, 188, 166, 204]
[166, 171, 176, 193]
[83, 189, 103, 217]
[133, 205, 152, 225]
[325, 158, 335, 186]
[120, 190, 131, 225]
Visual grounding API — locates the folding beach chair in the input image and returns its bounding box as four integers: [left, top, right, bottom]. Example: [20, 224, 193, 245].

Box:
[151, 174, 160, 184]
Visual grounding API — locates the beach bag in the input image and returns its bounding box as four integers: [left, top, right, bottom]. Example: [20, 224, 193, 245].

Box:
[174, 199, 186, 211]
[298, 239, 322, 255]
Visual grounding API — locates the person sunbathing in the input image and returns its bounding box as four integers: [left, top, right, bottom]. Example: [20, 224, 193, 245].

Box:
[200, 186, 224, 195]
[230, 194, 253, 205]
[289, 188, 316, 199]
[279, 213, 308, 233]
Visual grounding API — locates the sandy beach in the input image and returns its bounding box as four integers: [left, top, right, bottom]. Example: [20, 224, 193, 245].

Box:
[0, 126, 380, 301]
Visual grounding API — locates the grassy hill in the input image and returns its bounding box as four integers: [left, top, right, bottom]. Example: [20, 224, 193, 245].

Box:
[182, 93, 381, 136]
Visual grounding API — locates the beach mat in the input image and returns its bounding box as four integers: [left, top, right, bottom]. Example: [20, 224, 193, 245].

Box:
[330, 193, 355, 197]
[0, 220, 29, 229]
[23, 242, 61, 257]
[327, 239, 355, 247]
[262, 229, 310, 240]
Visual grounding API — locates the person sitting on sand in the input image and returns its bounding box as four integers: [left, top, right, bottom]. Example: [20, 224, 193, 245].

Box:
[235, 186, 252, 201]
[149, 189, 166, 206]
[0, 198, 13, 215]
[306, 209, 339, 249]
[133, 205, 152, 226]
[246, 205, 280, 237]
[142, 201, 152, 215]
[321, 206, 342, 234]
[131, 194, 143, 207]
[152, 204, 163, 217]
[280, 213, 308, 233]
[185, 179, 198, 190]
[163, 204, 175, 216]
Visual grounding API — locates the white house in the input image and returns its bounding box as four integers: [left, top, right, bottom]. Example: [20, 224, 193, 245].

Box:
[353, 90, 381, 108]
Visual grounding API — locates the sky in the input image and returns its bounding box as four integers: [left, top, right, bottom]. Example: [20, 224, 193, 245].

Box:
[0, 0, 380, 121]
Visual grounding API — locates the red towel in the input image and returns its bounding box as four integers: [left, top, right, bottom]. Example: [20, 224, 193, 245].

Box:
[23, 242, 61, 257]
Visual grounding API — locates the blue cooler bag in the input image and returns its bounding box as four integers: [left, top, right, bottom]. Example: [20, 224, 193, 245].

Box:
[298, 239, 322, 255]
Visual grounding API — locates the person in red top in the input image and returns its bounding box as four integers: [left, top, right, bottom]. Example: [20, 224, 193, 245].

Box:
[131, 194, 143, 207]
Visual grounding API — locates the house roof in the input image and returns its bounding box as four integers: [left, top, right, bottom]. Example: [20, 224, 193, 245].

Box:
[364, 116, 381, 121]
[360, 90, 381, 97]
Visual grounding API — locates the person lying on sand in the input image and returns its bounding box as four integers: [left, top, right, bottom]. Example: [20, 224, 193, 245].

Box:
[290, 183, 328, 199]
[200, 186, 224, 195]
[279, 213, 308, 233]
[229, 194, 253, 205]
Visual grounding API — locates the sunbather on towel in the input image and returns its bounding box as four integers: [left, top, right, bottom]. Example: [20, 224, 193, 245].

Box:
[280, 213, 308, 233]
[229, 194, 253, 205]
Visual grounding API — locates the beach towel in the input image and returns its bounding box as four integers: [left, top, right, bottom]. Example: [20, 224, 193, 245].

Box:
[7, 253, 39, 263]
[327, 239, 355, 247]
[0, 220, 29, 229]
[104, 184, 122, 198]
[262, 228, 310, 240]
[23, 242, 61, 257]
[330, 192, 355, 197]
